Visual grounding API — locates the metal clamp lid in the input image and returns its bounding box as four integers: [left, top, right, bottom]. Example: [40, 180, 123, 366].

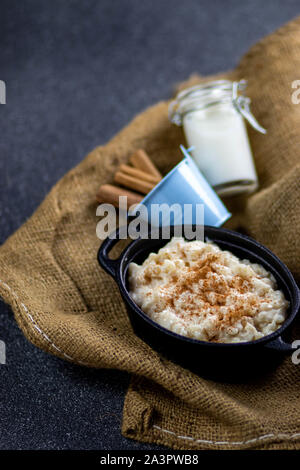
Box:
[169, 79, 267, 134]
[232, 80, 266, 134]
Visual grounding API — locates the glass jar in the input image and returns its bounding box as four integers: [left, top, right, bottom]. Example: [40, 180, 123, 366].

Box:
[169, 80, 266, 196]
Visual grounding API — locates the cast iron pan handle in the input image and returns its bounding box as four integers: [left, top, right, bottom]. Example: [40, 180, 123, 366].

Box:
[98, 229, 122, 279]
[264, 335, 296, 354]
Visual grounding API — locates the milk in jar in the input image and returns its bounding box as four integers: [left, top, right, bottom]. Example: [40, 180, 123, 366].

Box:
[169, 80, 266, 196]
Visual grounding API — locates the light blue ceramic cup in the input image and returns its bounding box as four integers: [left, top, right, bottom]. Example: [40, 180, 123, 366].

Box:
[129, 145, 231, 227]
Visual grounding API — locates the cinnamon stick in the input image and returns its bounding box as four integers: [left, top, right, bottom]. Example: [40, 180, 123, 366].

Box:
[114, 171, 155, 195]
[96, 184, 143, 208]
[119, 164, 161, 184]
[129, 149, 162, 179]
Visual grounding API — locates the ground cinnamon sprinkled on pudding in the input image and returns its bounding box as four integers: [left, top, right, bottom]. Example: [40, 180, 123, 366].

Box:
[128, 238, 289, 343]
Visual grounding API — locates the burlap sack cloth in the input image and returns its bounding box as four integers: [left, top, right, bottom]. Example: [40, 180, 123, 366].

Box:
[1, 18, 300, 450]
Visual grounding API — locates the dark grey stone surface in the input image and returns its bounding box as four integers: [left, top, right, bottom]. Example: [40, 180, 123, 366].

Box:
[0, 0, 299, 450]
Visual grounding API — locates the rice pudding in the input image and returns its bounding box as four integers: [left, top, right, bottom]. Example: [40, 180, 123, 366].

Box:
[128, 237, 289, 343]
